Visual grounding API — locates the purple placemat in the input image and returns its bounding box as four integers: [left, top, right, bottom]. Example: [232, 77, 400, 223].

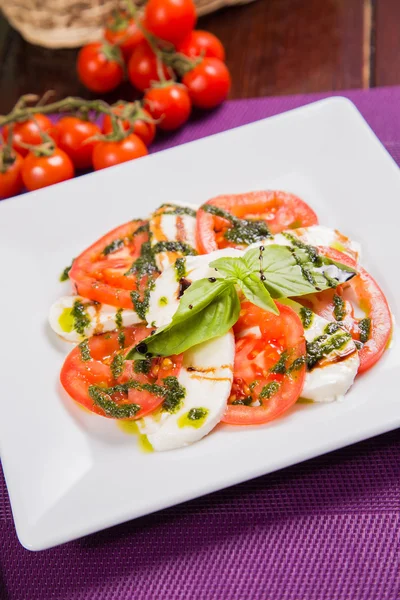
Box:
[1, 88, 400, 600]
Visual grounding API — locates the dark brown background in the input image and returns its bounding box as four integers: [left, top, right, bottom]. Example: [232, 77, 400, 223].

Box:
[0, 0, 399, 114]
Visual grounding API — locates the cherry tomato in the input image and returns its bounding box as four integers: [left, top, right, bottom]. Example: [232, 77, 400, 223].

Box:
[183, 58, 231, 109]
[222, 302, 306, 425]
[144, 84, 191, 131]
[196, 191, 318, 254]
[301, 247, 392, 373]
[177, 30, 225, 61]
[77, 42, 124, 93]
[56, 117, 100, 169]
[102, 104, 156, 146]
[69, 220, 152, 308]
[60, 325, 183, 419]
[128, 41, 169, 92]
[144, 0, 196, 45]
[3, 114, 58, 157]
[0, 151, 23, 199]
[92, 133, 148, 171]
[21, 148, 74, 191]
[104, 11, 145, 59]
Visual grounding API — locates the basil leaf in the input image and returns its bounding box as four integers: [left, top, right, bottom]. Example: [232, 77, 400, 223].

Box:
[128, 285, 240, 358]
[244, 245, 316, 297]
[238, 273, 279, 314]
[243, 245, 355, 298]
[209, 256, 248, 280]
[174, 277, 230, 323]
[126, 278, 229, 360]
[242, 246, 264, 272]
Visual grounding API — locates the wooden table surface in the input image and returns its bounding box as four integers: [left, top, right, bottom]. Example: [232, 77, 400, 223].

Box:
[0, 0, 399, 114]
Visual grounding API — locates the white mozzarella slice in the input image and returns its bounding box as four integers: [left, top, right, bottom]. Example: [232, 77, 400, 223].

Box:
[281, 299, 359, 402]
[149, 203, 199, 271]
[249, 225, 361, 262]
[138, 331, 235, 451]
[49, 295, 141, 343]
[301, 312, 359, 402]
[302, 353, 360, 403]
[147, 248, 244, 328]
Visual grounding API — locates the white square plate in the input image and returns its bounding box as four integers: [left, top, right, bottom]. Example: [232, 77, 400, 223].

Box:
[1, 97, 399, 551]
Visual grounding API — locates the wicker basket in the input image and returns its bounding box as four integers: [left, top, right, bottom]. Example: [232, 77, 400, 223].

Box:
[0, 0, 253, 49]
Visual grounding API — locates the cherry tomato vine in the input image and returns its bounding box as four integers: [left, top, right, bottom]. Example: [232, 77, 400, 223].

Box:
[0, 0, 231, 198]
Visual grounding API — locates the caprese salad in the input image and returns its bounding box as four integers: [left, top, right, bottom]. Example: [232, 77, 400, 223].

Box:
[50, 191, 392, 451]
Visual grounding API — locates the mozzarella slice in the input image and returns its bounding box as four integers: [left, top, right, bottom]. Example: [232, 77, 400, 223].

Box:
[282, 299, 359, 402]
[149, 203, 199, 271]
[147, 248, 243, 328]
[138, 331, 235, 451]
[249, 225, 361, 262]
[302, 313, 359, 402]
[49, 295, 141, 343]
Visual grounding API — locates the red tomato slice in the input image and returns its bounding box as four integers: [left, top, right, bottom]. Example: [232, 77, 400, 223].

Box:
[196, 191, 318, 254]
[302, 247, 392, 373]
[60, 326, 183, 419]
[222, 302, 306, 425]
[69, 220, 152, 309]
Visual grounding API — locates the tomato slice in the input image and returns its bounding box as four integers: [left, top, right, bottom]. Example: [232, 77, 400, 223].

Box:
[196, 191, 318, 254]
[222, 302, 306, 425]
[60, 326, 183, 419]
[69, 220, 152, 309]
[301, 247, 392, 373]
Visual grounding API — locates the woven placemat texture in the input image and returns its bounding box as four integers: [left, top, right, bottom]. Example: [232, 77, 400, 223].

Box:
[1, 87, 399, 600]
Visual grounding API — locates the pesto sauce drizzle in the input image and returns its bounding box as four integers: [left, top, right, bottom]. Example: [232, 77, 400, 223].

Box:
[324, 322, 341, 335]
[232, 396, 253, 406]
[71, 300, 90, 335]
[187, 407, 208, 420]
[118, 331, 126, 349]
[152, 241, 197, 256]
[161, 376, 186, 413]
[201, 203, 271, 245]
[134, 359, 152, 374]
[323, 272, 339, 288]
[299, 306, 313, 329]
[306, 331, 352, 370]
[359, 318, 371, 343]
[283, 234, 320, 264]
[259, 381, 280, 402]
[201, 203, 239, 224]
[115, 308, 123, 329]
[60, 260, 74, 282]
[158, 204, 197, 217]
[78, 339, 91, 362]
[224, 220, 271, 245]
[131, 287, 152, 321]
[133, 222, 150, 236]
[88, 386, 141, 419]
[103, 238, 124, 255]
[115, 308, 125, 348]
[110, 353, 125, 379]
[88, 375, 185, 420]
[174, 257, 187, 281]
[270, 351, 288, 374]
[333, 294, 346, 321]
[125, 241, 159, 278]
[286, 355, 306, 374]
[290, 249, 316, 286]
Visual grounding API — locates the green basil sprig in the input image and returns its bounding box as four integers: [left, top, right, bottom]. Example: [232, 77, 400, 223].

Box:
[127, 244, 356, 360]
